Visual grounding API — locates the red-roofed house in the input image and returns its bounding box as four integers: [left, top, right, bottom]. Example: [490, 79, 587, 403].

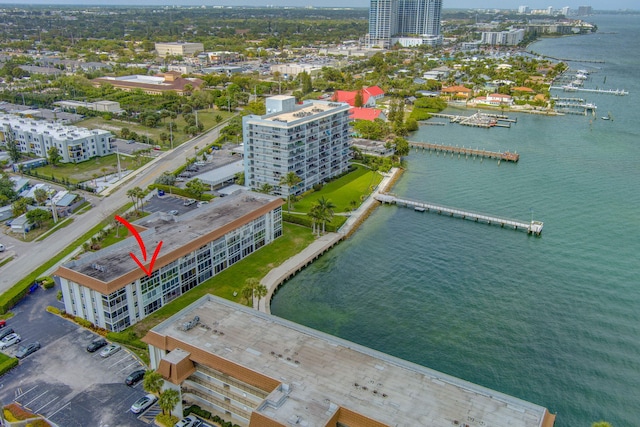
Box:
[349, 107, 386, 122]
[333, 86, 385, 107]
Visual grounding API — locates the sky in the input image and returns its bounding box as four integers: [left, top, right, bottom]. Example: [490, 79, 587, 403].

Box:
[0, 0, 637, 10]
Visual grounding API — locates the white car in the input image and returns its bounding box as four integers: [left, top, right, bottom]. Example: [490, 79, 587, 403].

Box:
[130, 393, 157, 413]
[196, 201, 209, 208]
[0, 333, 21, 349]
[174, 414, 202, 427]
[99, 343, 121, 358]
[0, 243, 5, 252]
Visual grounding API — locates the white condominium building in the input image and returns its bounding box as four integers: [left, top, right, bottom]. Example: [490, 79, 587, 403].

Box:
[243, 96, 352, 197]
[368, 0, 443, 48]
[0, 114, 113, 163]
[155, 42, 205, 58]
[54, 191, 284, 332]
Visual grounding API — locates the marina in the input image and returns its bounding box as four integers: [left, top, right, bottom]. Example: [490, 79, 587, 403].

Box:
[430, 112, 516, 128]
[408, 141, 520, 162]
[375, 194, 544, 235]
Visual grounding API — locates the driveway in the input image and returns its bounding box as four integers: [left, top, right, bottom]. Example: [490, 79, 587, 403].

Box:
[0, 287, 153, 426]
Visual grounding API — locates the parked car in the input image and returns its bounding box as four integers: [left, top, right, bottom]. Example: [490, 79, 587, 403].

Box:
[125, 369, 146, 386]
[99, 343, 121, 358]
[0, 328, 15, 341]
[0, 319, 6, 328]
[174, 414, 202, 427]
[130, 393, 157, 413]
[86, 337, 108, 353]
[0, 243, 5, 252]
[183, 198, 196, 206]
[168, 210, 179, 216]
[16, 342, 40, 359]
[0, 333, 21, 349]
[196, 201, 209, 208]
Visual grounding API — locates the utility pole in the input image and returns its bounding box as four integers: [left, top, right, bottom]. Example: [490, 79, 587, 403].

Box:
[169, 122, 173, 149]
[116, 146, 122, 180]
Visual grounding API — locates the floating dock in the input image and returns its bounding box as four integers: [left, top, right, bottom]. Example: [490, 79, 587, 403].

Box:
[376, 194, 543, 235]
[408, 141, 519, 163]
[550, 86, 628, 95]
[430, 112, 515, 128]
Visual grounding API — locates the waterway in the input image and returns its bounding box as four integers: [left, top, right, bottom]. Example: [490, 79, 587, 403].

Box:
[271, 15, 640, 427]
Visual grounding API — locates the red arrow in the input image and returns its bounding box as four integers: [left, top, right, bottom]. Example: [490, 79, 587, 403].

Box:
[115, 215, 163, 277]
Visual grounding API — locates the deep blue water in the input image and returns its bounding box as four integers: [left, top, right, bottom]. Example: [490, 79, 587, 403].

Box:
[271, 15, 640, 427]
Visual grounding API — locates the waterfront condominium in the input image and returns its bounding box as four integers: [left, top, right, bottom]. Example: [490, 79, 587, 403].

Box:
[242, 95, 352, 197]
[368, 0, 443, 48]
[54, 190, 283, 332]
[143, 294, 556, 427]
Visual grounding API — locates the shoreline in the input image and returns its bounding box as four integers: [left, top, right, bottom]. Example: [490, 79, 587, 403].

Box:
[260, 167, 402, 314]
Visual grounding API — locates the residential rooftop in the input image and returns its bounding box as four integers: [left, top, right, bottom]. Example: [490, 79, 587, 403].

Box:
[57, 191, 282, 285]
[146, 295, 556, 427]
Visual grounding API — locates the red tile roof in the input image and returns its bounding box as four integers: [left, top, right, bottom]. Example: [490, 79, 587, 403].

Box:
[364, 85, 385, 97]
[349, 107, 383, 121]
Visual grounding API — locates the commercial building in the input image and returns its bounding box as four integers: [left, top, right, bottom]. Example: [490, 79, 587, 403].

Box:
[54, 191, 284, 332]
[242, 96, 352, 197]
[91, 72, 204, 96]
[143, 294, 556, 427]
[54, 100, 124, 114]
[155, 42, 205, 58]
[0, 114, 113, 163]
[368, 0, 443, 48]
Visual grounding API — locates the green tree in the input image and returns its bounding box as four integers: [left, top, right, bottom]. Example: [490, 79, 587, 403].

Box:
[354, 89, 364, 108]
[0, 172, 17, 203]
[33, 188, 48, 205]
[258, 183, 273, 194]
[12, 197, 32, 217]
[4, 126, 21, 163]
[155, 172, 176, 186]
[143, 370, 163, 396]
[185, 178, 206, 199]
[279, 172, 302, 212]
[26, 208, 50, 228]
[157, 388, 180, 416]
[254, 284, 268, 310]
[47, 146, 62, 167]
[315, 196, 335, 234]
[242, 277, 260, 306]
[592, 422, 613, 427]
[299, 71, 312, 95]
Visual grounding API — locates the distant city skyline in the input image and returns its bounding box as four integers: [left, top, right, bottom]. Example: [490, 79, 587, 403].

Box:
[0, 0, 637, 11]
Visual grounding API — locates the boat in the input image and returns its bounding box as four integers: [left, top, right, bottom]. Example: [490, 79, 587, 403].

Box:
[601, 112, 613, 121]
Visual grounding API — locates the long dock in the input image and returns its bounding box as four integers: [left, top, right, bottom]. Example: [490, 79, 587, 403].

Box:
[408, 141, 520, 162]
[550, 86, 628, 95]
[376, 194, 543, 235]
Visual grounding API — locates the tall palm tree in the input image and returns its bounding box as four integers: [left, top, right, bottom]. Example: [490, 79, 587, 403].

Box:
[279, 172, 302, 212]
[158, 388, 180, 416]
[316, 196, 335, 234]
[243, 277, 260, 307]
[307, 204, 321, 236]
[253, 284, 268, 311]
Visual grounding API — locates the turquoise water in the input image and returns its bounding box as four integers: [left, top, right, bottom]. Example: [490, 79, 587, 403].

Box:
[271, 15, 640, 427]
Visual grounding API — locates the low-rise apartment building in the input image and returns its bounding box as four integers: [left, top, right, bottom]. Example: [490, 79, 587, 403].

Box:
[54, 191, 283, 332]
[143, 294, 556, 427]
[0, 114, 113, 163]
[243, 96, 352, 197]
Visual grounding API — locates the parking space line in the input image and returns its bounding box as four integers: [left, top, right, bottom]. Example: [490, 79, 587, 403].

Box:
[15, 385, 37, 399]
[35, 396, 59, 413]
[117, 360, 143, 373]
[108, 354, 129, 368]
[48, 401, 71, 418]
[24, 390, 48, 407]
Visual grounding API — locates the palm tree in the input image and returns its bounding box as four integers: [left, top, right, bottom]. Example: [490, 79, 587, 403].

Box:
[126, 188, 138, 212]
[158, 388, 180, 416]
[279, 172, 302, 212]
[258, 183, 273, 194]
[316, 196, 336, 234]
[253, 284, 268, 311]
[243, 277, 260, 307]
[143, 370, 163, 396]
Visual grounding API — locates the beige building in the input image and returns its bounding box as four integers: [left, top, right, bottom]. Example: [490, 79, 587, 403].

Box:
[143, 294, 556, 427]
[155, 42, 205, 58]
[91, 72, 204, 96]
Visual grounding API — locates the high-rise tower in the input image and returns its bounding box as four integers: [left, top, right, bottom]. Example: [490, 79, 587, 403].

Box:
[368, 0, 442, 48]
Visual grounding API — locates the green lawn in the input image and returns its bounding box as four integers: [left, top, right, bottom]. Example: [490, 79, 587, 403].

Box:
[31, 153, 150, 183]
[293, 165, 383, 213]
[128, 222, 315, 339]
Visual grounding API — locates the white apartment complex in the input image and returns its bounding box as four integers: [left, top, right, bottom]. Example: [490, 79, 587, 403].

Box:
[0, 114, 113, 163]
[54, 191, 284, 332]
[481, 29, 526, 46]
[155, 42, 205, 58]
[243, 96, 352, 197]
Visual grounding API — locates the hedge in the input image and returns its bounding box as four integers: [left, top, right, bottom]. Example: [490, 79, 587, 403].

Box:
[0, 353, 18, 376]
[282, 212, 340, 233]
[149, 184, 214, 201]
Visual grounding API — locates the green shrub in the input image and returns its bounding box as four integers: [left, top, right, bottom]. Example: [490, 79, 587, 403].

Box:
[0, 353, 19, 376]
[56, 290, 63, 301]
[149, 184, 214, 201]
[74, 316, 93, 328]
[155, 413, 179, 426]
[184, 405, 211, 420]
[107, 330, 147, 350]
[46, 306, 61, 315]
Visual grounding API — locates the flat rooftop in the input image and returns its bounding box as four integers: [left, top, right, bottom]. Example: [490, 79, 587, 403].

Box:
[150, 295, 554, 427]
[60, 191, 281, 283]
[265, 100, 348, 125]
[0, 113, 110, 140]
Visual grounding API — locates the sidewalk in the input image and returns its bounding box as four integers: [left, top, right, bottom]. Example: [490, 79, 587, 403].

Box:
[260, 167, 400, 314]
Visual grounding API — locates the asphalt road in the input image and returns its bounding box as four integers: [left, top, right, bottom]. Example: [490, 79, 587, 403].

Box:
[0, 117, 235, 294]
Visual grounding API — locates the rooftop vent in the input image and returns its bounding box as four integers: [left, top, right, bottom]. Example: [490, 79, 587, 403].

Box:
[181, 315, 200, 331]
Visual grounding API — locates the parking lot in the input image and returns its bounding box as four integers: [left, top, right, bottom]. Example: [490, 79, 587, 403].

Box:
[0, 289, 155, 426]
[144, 194, 201, 216]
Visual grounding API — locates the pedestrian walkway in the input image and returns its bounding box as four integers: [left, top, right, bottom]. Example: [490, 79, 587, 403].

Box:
[261, 168, 399, 314]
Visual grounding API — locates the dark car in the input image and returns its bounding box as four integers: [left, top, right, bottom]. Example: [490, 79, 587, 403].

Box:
[16, 341, 40, 359]
[125, 369, 146, 386]
[0, 327, 14, 341]
[86, 338, 108, 353]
